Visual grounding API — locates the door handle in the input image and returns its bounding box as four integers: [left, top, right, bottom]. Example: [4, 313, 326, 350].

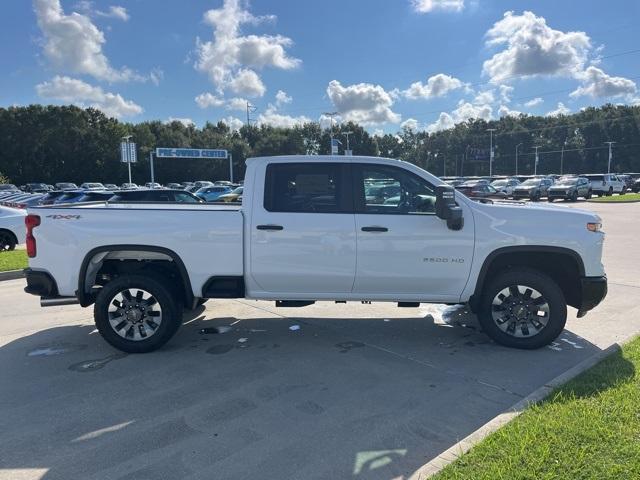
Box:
[361, 226, 388, 232]
[256, 224, 284, 231]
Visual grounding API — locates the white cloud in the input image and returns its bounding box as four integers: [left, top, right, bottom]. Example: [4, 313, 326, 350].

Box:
[195, 92, 225, 109]
[483, 11, 591, 83]
[195, 0, 300, 96]
[570, 66, 637, 99]
[546, 102, 570, 117]
[426, 112, 455, 132]
[411, 0, 464, 13]
[96, 5, 129, 21]
[498, 105, 521, 117]
[226, 97, 249, 111]
[404, 73, 463, 100]
[499, 84, 514, 103]
[454, 101, 492, 122]
[166, 117, 195, 127]
[524, 97, 543, 107]
[257, 111, 311, 128]
[473, 89, 495, 105]
[33, 0, 139, 82]
[221, 116, 244, 131]
[401, 118, 420, 131]
[327, 80, 401, 126]
[229, 68, 266, 97]
[35, 75, 142, 118]
[275, 89, 292, 106]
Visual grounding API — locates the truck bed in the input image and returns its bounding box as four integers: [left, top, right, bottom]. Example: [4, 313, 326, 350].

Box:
[27, 202, 244, 297]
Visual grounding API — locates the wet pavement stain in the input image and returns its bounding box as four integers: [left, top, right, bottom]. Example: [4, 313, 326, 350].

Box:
[206, 344, 234, 355]
[68, 353, 127, 372]
[27, 343, 87, 357]
[335, 341, 365, 353]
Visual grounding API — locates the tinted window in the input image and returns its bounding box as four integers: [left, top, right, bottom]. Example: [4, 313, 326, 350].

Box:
[264, 163, 347, 213]
[355, 164, 436, 215]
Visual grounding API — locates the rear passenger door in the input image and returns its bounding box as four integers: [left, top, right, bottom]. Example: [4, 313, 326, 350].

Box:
[248, 162, 357, 296]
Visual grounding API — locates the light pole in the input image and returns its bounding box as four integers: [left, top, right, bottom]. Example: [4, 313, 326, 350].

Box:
[515, 143, 522, 176]
[487, 128, 496, 177]
[605, 141, 616, 173]
[343, 131, 353, 155]
[463, 145, 471, 177]
[323, 111, 338, 154]
[534, 146, 541, 175]
[560, 138, 567, 175]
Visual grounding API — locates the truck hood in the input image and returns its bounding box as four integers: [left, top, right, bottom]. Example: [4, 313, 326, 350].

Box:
[468, 199, 601, 225]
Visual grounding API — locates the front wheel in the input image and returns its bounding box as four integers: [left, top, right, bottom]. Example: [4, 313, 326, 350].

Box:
[478, 268, 567, 349]
[94, 274, 182, 353]
[570, 191, 578, 202]
[585, 190, 592, 199]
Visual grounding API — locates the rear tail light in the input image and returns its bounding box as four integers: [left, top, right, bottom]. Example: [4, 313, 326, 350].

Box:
[25, 214, 41, 258]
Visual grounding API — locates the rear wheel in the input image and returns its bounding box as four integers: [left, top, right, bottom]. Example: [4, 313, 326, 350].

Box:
[94, 274, 182, 353]
[547, 197, 554, 203]
[478, 268, 567, 349]
[0, 231, 16, 252]
[570, 191, 578, 202]
[585, 190, 592, 199]
[607, 187, 613, 196]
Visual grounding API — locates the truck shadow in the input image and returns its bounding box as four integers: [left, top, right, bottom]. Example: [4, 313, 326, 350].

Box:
[0, 310, 632, 480]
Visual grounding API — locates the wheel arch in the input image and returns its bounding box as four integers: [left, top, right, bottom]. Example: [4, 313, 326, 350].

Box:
[469, 246, 585, 311]
[77, 245, 193, 307]
[0, 228, 18, 246]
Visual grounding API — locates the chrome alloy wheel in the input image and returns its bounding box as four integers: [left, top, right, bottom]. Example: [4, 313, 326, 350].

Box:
[491, 285, 550, 338]
[107, 288, 162, 341]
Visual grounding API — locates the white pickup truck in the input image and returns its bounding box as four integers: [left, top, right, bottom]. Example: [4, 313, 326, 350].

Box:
[24, 155, 607, 353]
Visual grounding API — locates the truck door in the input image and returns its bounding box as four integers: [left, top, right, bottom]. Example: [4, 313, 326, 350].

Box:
[351, 163, 474, 301]
[248, 162, 356, 296]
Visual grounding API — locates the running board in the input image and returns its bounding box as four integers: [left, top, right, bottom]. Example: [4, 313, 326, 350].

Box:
[40, 296, 80, 307]
[398, 302, 420, 307]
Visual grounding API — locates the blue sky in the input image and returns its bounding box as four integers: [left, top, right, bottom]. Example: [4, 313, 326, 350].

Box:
[1, 0, 639, 133]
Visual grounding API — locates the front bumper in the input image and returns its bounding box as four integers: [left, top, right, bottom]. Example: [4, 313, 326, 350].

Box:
[513, 190, 535, 199]
[548, 190, 570, 199]
[577, 276, 607, 317]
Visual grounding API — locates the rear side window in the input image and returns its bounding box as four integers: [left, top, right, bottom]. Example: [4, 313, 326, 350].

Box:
[264, 163, 349, 213]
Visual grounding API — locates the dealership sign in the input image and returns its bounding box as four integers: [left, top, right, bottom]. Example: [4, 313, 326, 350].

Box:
[155, 148, 228, 159]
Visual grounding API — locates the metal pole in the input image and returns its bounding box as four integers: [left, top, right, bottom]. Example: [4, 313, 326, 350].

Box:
[605, 141, 615, 173]
[560, 140, 566, 175]
[515, 143, 522, 176]
[443, 153, 446, 177]
[150, 151, 155, 183]
[534, 146, 540, 175]
[127, 158, 132, 184]
[487, 129, 496, 177]
[229, 153, 234, 183]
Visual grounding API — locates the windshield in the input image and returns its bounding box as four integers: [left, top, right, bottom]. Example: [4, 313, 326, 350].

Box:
[491, 180, 507, 186]
[521, 179, 540, 186]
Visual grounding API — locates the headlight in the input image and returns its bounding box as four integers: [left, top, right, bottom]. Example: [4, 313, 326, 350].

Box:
[587, 222, 602, 232]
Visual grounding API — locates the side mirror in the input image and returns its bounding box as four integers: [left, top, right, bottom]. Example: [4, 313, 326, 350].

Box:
[435, 185, 464, 231]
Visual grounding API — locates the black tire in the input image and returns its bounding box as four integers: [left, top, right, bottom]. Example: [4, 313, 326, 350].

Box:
[619, 189, 625, 196]
[0, 230, 16, 252]
[585, 190, 592, 199]
[607, 187, 613, 196]
[478, 268, 567, 349]
[547, 197, 554, 203]
[570, 191, 578, 202]
[531, 191, 540, 202]
[94, 274, 182, 353]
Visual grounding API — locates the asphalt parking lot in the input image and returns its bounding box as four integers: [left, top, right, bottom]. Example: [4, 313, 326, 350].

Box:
[1, 201, 639, 480]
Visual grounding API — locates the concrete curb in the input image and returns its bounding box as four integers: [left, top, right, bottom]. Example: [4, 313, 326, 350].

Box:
[411, 341, 625, 479]
[0, 270, 24, 282]
[587, 199, 640, 204]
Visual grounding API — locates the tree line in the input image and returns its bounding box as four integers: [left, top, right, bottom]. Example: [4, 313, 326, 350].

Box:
[0, 103, 639, 185]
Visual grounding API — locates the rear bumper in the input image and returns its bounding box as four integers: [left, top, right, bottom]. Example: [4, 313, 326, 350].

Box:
[577, 276, 607, 317]
[24, 268, 59, 297]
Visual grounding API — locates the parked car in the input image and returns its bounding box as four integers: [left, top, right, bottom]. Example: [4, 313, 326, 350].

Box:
[54, 190, 113, 203]
[213, 181, 234, 187]
[547, 177, 592, 202]
[109, 190, 202, 203]
[0, 205, 26, 251]
[120, 183, 139, 190]
[103, 184, 119, 191]
[0, 184, 20, 193]
[632, 178, 640, 193]
[144, 182, 163, 189]
[180, 182, 195, 189]
[54, 182, 78, 190]
[617, 174, 634, 192]
[490, 178, 520, 195]
[23, 183, 50, 193]
[166, 183, 183, 189]
[583, 174, 625, 196]
[24, 155, 607, 353]
[512, 178, 553, 201]
[187, 181, 214, 193]
[80, 183, 106, 190]
[39, 191, 69, 205]
[195, 186, 233, 202]
[218, 186, 243, 203]
[456, 183, 508, 200]
[8, 194, 46, 209]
